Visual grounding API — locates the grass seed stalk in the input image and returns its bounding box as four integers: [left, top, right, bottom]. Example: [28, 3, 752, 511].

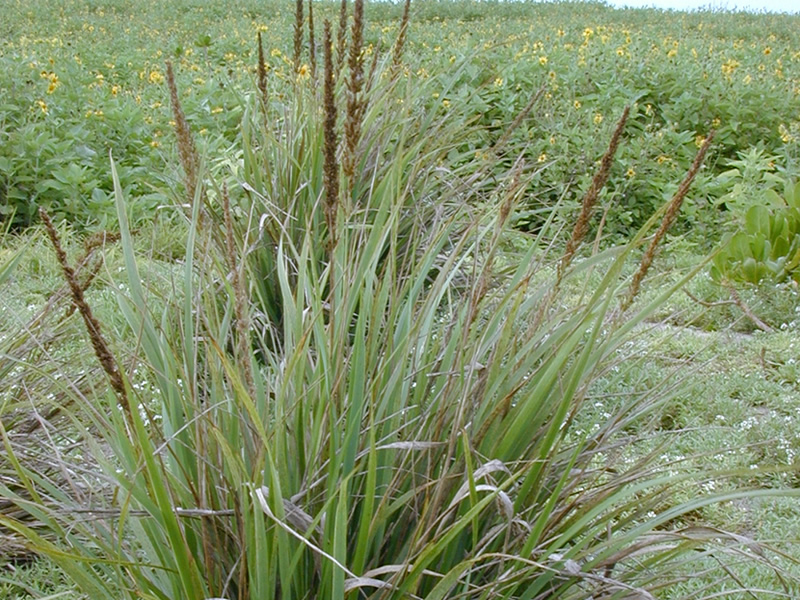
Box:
[166, 60, 199, 205]
[323, 20, 339, 250]
[343, 0, 364, 182]
[257, 31, 269, 109]
[391, 0, 412, 72]
[293, 0, 304, 74]
[308, 0, 317, 80]
[336, 0, 348, 72]
[622, 130, 716, 312]
[39, 208, 130, 417]
[559, 105, 630, 280]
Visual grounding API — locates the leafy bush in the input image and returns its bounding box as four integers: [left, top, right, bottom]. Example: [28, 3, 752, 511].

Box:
[712, 177, 800, 285]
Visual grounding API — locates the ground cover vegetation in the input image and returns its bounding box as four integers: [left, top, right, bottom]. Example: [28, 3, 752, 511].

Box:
[1, 0, 800, 598]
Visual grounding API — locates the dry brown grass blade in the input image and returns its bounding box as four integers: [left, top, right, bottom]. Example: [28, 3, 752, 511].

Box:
[621, 130, 715, 313]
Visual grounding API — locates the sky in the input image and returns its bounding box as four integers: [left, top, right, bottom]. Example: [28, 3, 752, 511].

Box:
[604, 0, 799, 12]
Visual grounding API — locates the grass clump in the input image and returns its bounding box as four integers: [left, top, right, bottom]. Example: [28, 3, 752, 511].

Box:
[1, 3, 799, 600]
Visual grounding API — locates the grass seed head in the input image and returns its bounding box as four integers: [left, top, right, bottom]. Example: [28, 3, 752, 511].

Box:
[166, 60, 199, 204]
[39, 208, 130, 416]
[336, 0, 348, 72]
[308, 0, 317, 80]
[343, 0, 365, 181]
[622, 129, 716, 313]
[293, 0, 304, 74]
[560, 105, 630, 279]
[323, 20, 340, 250]
[391, 0, 412, 72]
[257, 31, 269, 108]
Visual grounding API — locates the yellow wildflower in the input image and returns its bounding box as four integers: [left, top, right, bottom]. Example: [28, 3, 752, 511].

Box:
[537, 153, 547, 163]
[573, 100, 581, 109]
[149, 70, 164, 84]
[593, 113, 603, 124]
[626, 167, 635, 178]
[539, 55, 548, 65]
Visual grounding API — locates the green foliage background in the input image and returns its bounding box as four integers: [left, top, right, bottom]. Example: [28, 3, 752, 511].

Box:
[2, 0, 800, 236]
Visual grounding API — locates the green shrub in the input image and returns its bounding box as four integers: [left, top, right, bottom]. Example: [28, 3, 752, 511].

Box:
[712, 177, 800, 285]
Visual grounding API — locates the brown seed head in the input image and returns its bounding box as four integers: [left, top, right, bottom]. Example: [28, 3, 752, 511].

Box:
[257, 31, 269, 108]
[343, 0, 365, 181]
[166, 61, 199, 203]
[293, 0, 304, 74]
[622, 130, 716, 313]
[336, 0, 348, 73]
[39, 208, 130, 416]
[308, 0, 317, 80]
[323, 21, 340, 249]
[560, 105, 630, 279]
[391, 0, 411, 72]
